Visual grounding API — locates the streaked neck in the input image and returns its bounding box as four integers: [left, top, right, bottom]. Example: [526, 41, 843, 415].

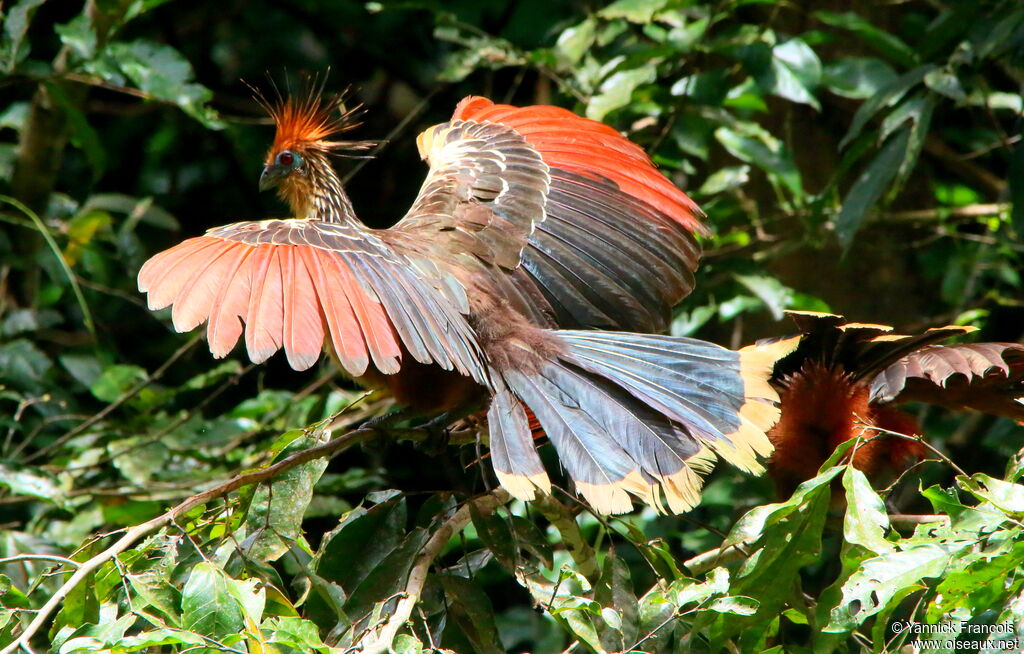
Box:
[296, 151, 359, 224]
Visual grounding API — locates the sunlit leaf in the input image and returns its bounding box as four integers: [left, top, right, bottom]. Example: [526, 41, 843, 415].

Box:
[825, 545, 958, 631]
[181, 562, 246, 639]
[104, 40, 223, 128]
[841, 467, 893, 554]
[587, 66, 656, 121]
[598, 0, 669, 23]
[822, 57, 897, 99]
[556, 17, 597, 65]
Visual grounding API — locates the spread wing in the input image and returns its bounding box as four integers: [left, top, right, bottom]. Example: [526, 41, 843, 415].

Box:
[770, 311, 974, 383]
[138, 219, 487, 383]
[870, 342, 1024, 421]
[393, 97, 704, 333]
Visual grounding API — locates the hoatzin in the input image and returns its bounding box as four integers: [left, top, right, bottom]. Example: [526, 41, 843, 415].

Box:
[765, 311, 1024, 497]
[138, 88, 796, 515]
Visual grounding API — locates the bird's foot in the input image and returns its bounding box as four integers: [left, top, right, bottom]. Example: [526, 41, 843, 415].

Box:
[359, 407, 417, 431]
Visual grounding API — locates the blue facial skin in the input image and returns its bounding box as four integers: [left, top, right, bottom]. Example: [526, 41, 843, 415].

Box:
[259, 150, 304, 191]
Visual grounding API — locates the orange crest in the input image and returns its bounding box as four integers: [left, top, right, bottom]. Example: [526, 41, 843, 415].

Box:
[250, 78, 369, 161]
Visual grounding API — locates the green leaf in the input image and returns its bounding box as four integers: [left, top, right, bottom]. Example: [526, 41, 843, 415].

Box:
[709, 466, 839, 647]
[704, 595, 758, 616]
[923, 68, 966, 102]
[732, 273, 795, 321]
[715, 124, 803, 199]
[587, 66, 656, 122]
[958, 474, 1024, 516]
[841, 467, 894, 554]
[181, 562, 246, 639]
[840, 65, 934, 150]
[82, 193, 180, 230]
[822, 57, 897, 99]
[111, 629, 204, 650]
[0, 338, 53, 392]
[0, 575, 31, 609]
[64, 209, 113, 265]
[343, 527, 429, 627]
[244, 431, 332, 560]
[313, 497, 407, 594]
[55, 13, 98, 60]
[760, 38, 822, 109]
[673, 567, 729, 607]
[45, 83, 107, 181]
[104, 40, 223, 127]
[2, 308, 62, 337]
[469, 504, 516, 570]
[671, 70, 729, 105]
[439, 575, 504, 654]
[834, 125, 911, 249]
[2, 0, 48, 71]
[556, 17, 597, 65]
[391, 634, 424, 654]
[815, 11, 919, 68]
[924, 541, 1024, 623]
[90, 364, 147, 402]
[597, 0, 669, 23]
[697, 165, 750, 196]
[1011, 143, 1024, 235]
[594, 552, 639, 651]
[0, 464, 66, 505]
[181, 360, 243, 391]
[825, 544, 958, 631]
[224, 576, 266, 625]
[263, 616, 330, 653]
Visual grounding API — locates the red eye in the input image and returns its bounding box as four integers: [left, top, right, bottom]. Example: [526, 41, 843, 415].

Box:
[278, 151, 294, 166]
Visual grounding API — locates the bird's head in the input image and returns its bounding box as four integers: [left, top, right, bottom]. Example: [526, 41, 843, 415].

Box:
[252, 80, 375, 215]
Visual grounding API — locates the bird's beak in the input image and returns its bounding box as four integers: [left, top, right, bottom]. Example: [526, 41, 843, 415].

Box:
[259, 165, 282, 192]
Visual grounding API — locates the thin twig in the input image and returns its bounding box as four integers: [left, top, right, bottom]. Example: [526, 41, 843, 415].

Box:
[868, 425, 970, 478]
[1, 424, 377, 654]
[61, 362, 256, 471]
[888, 514, 950, 530]
[23, 335, 203, 462]
[683, 540, 753, 576]
[352, 488, 511, 654]
[340, 90, 439, 186]
[0, 555, 80, 568]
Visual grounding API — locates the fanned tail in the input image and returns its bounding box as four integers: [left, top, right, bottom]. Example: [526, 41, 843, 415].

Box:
[487, 331, 798, 514]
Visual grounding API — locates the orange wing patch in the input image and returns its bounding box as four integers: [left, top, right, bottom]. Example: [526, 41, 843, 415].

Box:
[138, 236, 400, 374]
[452, 97, 703, 233]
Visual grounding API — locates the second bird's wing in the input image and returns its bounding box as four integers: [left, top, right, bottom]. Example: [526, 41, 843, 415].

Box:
[871, 342, 1024, 421]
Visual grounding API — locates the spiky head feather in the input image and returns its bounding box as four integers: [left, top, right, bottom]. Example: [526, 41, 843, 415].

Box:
[249, 78, 375, 165]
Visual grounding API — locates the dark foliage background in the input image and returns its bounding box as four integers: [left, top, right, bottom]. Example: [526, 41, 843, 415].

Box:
[1, 0, 1023, 652]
